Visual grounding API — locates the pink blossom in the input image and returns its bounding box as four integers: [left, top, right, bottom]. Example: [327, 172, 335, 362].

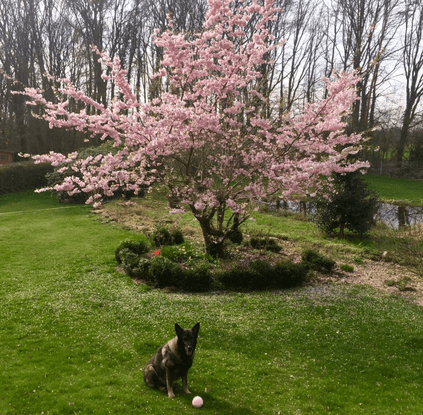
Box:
[16, 0, 369, 256]
[226, 199, 237, 209]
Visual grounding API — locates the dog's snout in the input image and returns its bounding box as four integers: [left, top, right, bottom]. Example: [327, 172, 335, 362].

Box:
[187, 345, 193, 351]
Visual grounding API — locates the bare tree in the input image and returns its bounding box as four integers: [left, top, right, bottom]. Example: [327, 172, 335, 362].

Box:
[329, 0, 400, 132]
[0, 0, 419, 167]
[0, 0, 33, 152]
[270, 0, 326, 115]
[397, 0, 423, 164]
[143, 0, 207, 100]
[63, 0, 113, 109]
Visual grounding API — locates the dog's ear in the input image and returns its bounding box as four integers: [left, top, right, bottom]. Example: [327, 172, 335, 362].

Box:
[192, 322, 200, 335]
[175, 323, 184, 337]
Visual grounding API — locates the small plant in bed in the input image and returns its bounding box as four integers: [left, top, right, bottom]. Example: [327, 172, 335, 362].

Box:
[116, 231, 215, 292]
[249, 236, 282, 252]
[159, 243, 213, 263]
[302, 249, 336, 272]
[151, 225, 185, 247]
[115, 238, 150, 263]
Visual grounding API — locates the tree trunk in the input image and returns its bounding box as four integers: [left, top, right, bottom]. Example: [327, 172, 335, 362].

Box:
[339, 222, 345, 239]
[196, 215, 226, 258]
[397, 104, 413, 166]
[202, 233, 225, 258]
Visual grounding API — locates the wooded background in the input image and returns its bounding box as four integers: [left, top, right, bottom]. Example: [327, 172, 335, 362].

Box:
[1, 0, 423, 174]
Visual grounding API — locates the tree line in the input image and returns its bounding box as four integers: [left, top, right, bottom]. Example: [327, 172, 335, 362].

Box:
[1, 0, 422, 167]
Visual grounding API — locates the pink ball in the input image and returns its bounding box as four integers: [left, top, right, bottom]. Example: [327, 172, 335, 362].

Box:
[192, 396, 203, 408]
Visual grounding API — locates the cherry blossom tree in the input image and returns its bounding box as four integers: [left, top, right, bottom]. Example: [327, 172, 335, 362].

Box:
[19, 0, 369, 257]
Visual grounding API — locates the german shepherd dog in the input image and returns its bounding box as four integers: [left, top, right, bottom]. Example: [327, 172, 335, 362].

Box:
[144, 323, 200, 398]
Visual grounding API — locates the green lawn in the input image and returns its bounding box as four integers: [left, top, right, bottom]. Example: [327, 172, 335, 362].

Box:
[364, 174, 423, 206]
[1, 191, 423, 414]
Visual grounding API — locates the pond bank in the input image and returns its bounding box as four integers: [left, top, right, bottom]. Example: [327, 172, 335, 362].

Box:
[271, 200, 423, 229]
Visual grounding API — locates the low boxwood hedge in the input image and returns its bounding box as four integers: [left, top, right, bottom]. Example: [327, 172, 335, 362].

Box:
[116, 234, 311, 292]
[216, 259, 309, 291]
[301, 249, 336, 272]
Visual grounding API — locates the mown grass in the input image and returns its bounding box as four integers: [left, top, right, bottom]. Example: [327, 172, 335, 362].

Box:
[1, 191, 423, 414]
[363, 174, 423, 206]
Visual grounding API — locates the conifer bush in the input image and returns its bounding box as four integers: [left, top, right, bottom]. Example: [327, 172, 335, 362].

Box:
[0, 162, 53, 195]
[119, 249, 141, 276]
[151, 226, 172, 247]
[313, 171, 380, 238]
[273, 260, 310, 288]
[227, 228, 243, 244]
[217, 259, 309, 291]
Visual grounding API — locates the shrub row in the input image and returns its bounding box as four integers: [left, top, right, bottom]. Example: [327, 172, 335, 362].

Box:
[115, 236, 315, 292]
[0, 162, 54, 195]
[217, 259, 309, 291]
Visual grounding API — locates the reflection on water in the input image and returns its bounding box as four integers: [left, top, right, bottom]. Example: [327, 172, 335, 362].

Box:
[273, 201, 423, 229]
[376, 204, 423, 228]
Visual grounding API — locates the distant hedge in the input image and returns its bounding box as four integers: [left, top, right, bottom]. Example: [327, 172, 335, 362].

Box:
[0, 162, 54, 195]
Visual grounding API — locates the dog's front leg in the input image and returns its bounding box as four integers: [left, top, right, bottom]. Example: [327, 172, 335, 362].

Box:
[182, 372, 191, 394]
[166, 369, 175, 398]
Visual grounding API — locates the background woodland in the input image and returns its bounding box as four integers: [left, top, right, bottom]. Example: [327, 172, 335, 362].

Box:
[1, 0, 423, 173]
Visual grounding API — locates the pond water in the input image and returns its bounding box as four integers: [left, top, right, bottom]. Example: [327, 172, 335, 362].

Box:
[271, 200, 423, 229]
[376, 203, 423, 228]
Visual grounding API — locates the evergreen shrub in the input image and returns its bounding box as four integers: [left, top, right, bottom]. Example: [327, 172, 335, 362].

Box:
[217, 259, 309, 291]
[115, 239, 150, 263]
[273, 260, 310, 288]
[147, 256, 184, 288]
[301, 249, 335, 272]
[0, 162, 53, 195]
[132, 258, 151, 280]
[313, 171, 380, 238]
[250, 236, 281, 252]
[151, 226, 185, 247]
[180, 262, 213, 292]
[227, 228, 243, 244]
[170, 229, 185, 245]
[119, 249, 141, 276]
[115, 236, 310, 292]
[218, 264, 261, 291]
[152, 226, 171, 246]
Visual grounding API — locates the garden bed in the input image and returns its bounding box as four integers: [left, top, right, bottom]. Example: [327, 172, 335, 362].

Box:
[98, 198, 423, 306]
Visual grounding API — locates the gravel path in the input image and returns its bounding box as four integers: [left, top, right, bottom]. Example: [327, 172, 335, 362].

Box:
[344, 259, 423, 306]
[277, 239, 423, 307]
